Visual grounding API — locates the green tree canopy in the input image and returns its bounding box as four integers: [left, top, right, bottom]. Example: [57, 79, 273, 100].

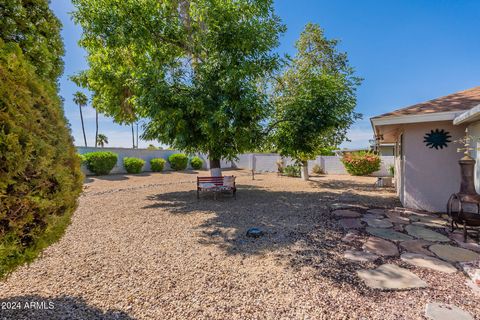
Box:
[269, 23, 361, 178]
[0, 0, 65, 83]
[72, 0, 285, 171]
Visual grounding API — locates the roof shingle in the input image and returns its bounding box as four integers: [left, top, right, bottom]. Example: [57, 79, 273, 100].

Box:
[372, 86, 480, 119]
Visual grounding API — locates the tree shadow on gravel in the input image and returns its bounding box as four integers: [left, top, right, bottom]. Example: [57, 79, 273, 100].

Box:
[0, 295, 133, 320]
[144, 185, 398, 295]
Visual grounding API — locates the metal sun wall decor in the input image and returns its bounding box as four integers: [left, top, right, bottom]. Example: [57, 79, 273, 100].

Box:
[423, 129, 452, 149]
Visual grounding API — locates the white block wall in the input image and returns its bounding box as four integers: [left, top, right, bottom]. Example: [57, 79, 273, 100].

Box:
[77, 147, 394, 177]
[77, 147, 206, 175]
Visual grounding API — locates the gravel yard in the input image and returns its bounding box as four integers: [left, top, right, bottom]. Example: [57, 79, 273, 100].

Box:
[0, 170, 479, 319]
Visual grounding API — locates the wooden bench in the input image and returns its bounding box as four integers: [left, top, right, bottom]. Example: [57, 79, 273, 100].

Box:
[197, 176, 236, 200]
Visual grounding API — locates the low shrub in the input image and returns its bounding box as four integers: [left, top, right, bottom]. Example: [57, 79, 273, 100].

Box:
[150, 158, 166, 172]
[123, 157, 145, 174]
[168, 153, 188, 170]
[388, 165, 395, 176]
[190, 156, 203, 170]
[341, 151, 381, 176]
[284, 165, 301, 177]
[276, 160, 284, 173]
[83, 151, 118, 175]
[77, 154, 85, 164]
[312, 164, 324, 175]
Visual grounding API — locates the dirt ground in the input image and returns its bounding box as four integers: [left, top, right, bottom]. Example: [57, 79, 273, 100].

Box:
[0, 170, 478, 319]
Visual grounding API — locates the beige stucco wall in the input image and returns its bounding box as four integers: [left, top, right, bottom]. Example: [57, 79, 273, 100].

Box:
[401, 121, 466, 212]
[466, 121, 480, 192]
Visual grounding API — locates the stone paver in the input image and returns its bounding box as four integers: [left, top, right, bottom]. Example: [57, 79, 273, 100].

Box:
[330, 203, 368, 211]
[344, 250, 378, 262]
[363, 237, 399, 257]
[363, 213, 385, 220]
[401, 253, 457, 274]
[410, 214, 446, 228]
[341, 230, 361, 243]
[366, 227, 413, 242]
[405, 225, 450, 242]
[366, 208, 387, 216]
[400, 240, 434, 256]
[357, 264, 427, 290]
[362, 218, 393, 228]
[339, 218, 363, 229]
[429, 244, 480, 262]
[425, 303, 473, 320]
[412, 221, 447, 228]
[449, 233, 480, 253]
[393, 224, 405, 232]
[385, 211, 410, 224]
[332, 209, 361, 218]
[459, 260, 480, 290]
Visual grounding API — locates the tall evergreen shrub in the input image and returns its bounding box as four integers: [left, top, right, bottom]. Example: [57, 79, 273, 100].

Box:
[0, 0, 82, 277]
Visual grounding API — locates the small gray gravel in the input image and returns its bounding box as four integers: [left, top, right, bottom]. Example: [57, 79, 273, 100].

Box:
[0, 171, 478, 319]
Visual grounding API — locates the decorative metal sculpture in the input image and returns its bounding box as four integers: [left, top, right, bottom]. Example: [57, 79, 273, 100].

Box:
[447, 128, 480, 242]
[424, 129, 452, 149]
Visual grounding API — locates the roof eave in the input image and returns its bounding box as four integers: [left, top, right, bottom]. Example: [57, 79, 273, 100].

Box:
[370, 111, 461, 128]
[453, 104, 480, 125]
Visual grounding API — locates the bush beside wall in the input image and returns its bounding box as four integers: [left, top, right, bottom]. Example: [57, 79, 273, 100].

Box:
[284, 165, 301, 177]
[0, 41, 83, 278]
[190, 156, 203, 170]
[150, 158, 166, 172]
[341, 151, 381, 176]
[123, 157, 145, 174]
[168, 153, 188, 171]
[83, 151, 118, 175]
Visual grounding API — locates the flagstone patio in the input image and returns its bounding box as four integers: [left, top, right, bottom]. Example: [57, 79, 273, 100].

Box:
[333, 205, 479, 318]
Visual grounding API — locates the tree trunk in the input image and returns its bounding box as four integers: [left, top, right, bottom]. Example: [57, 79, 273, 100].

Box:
[301, 160, 309, 181]
[131, 123, 135, 148]
[209, 158, 222, 177]
[136, 122, 139, 148]
[79, 106, 87, 147]
[95, 110, 98, 148]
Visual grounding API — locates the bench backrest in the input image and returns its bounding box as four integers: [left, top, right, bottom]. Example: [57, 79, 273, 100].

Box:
[197, 176, 235, 186]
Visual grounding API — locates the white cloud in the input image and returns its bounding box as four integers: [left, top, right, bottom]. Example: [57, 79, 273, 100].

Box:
[340, 119, 374, 149]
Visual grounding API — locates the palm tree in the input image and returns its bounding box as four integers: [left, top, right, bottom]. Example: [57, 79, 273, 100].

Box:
[131, 123, 135, 148]
[96, 134, 108, 147]
[95, 108, 99, 148]
[73, 91, 88, 147]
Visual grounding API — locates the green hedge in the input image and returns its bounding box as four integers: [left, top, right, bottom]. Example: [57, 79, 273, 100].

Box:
[341, 151, 381, 176]
[0, 41, 83, 278]
[83, 151, 118, 175]
[168, 153, 188, 171]
[190, 156, 203, 170]
[123, 157, 145, 174]
[150, 158, 166, 172]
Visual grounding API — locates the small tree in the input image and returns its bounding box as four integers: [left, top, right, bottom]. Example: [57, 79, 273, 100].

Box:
[147, 144, 157, 150]
[71, 0, 285, 176]
[270, 23, 361, 180]
[96, 134, 108, 147]
[73, 91, 88, 147]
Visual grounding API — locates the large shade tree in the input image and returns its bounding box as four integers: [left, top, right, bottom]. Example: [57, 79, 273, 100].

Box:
[0, 0, 65, 83]
[269, 23, 361, 180]
[72, 0, 285, 175]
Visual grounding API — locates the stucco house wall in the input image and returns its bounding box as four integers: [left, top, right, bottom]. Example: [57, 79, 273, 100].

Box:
[401, 121, 466, 212]
[466, 121, 480, 193]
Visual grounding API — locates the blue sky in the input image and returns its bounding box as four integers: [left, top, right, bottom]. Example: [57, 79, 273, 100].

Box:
[51, 0, 480, 149]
